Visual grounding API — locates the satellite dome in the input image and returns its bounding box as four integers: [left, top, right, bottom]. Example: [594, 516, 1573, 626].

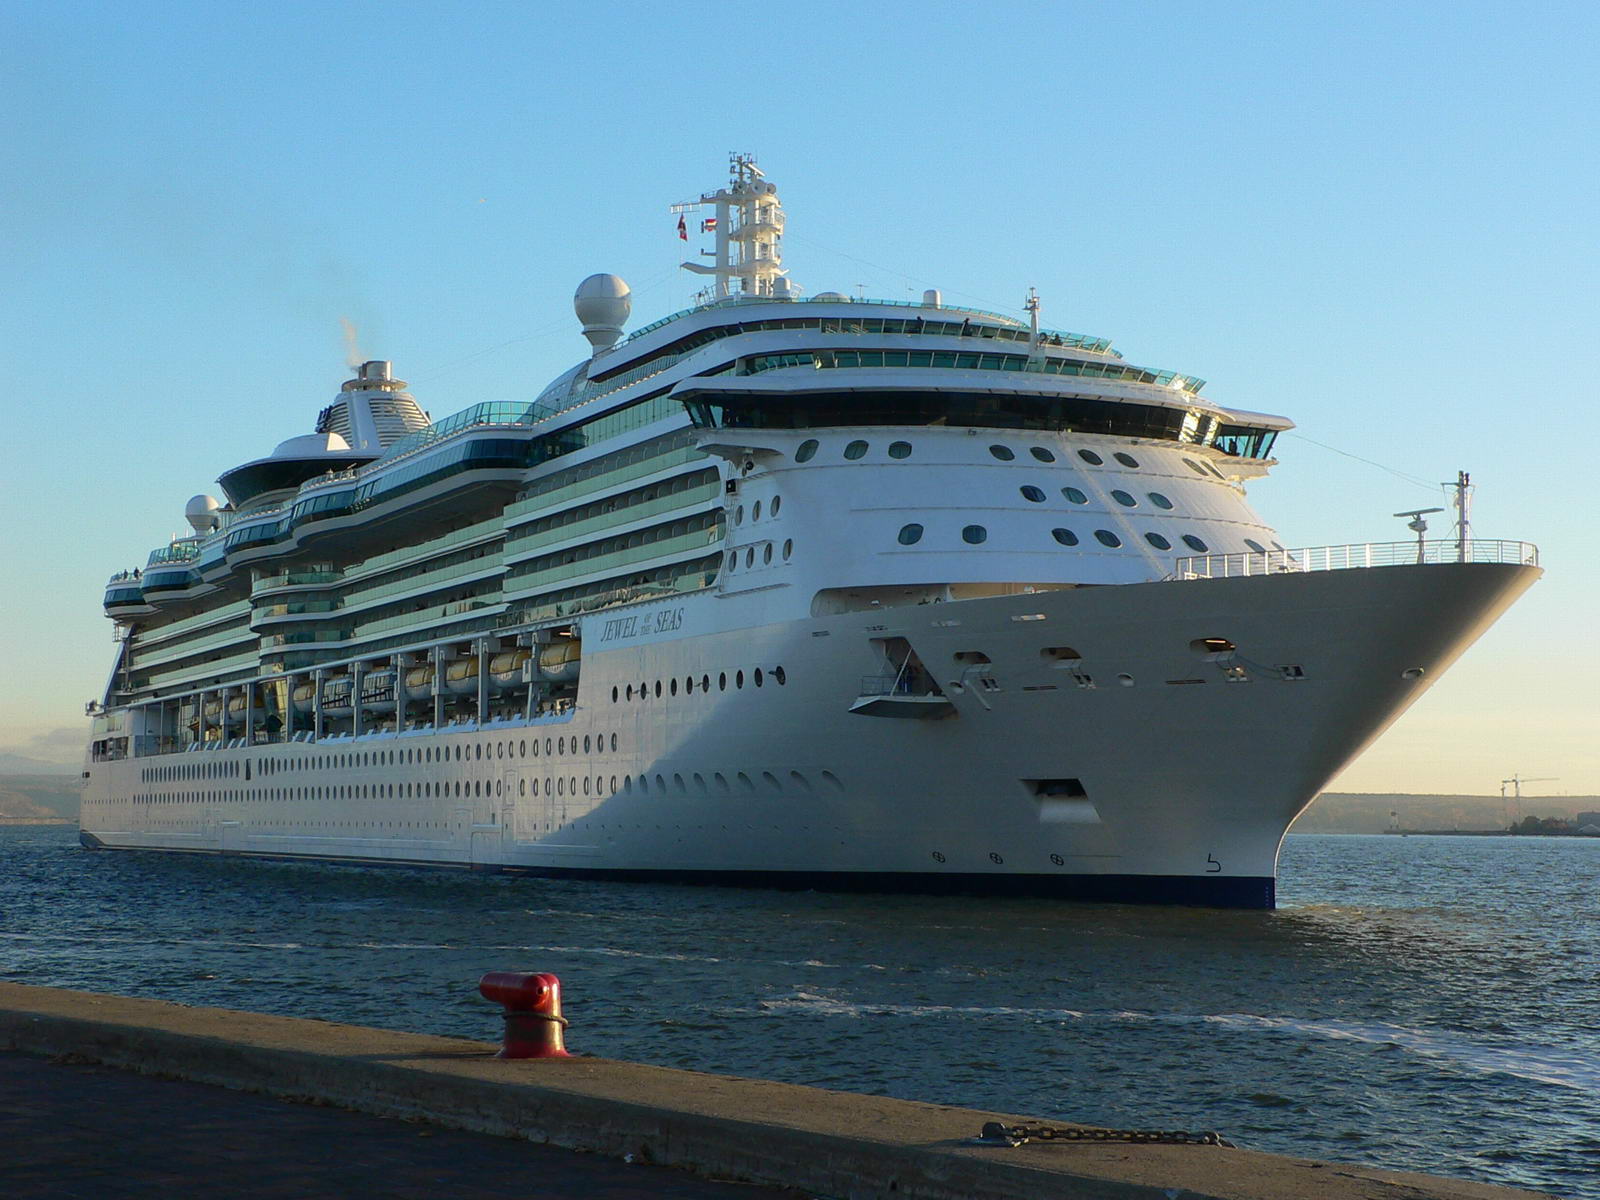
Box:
[814, 291, 849, 302]
[271, 431, 352, 458]
[574, 274, 632, 353]
[185, 494, 222, 534]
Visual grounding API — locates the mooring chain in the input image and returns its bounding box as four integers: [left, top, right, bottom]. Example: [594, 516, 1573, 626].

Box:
[977, 1121, 1236, 1149]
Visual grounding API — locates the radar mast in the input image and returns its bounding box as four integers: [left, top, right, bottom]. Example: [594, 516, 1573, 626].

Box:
[671, 154, 796, 302]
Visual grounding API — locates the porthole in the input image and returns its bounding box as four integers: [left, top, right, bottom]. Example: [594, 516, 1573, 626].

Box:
[610, 732, 618, 751]
[558, 737, 566, 754]
[961, 524, 988, 544]
[736, 670, 745, 688]
[988, 444, 1015, 461]
[1114, 452, 1140, 468]
[670, 678, 678, 696]
[1094, 529, 1122, 547]
[1062, 487, 1088, 504]
[719, 672, 727, 691]
[1110, 489, 1137, 507]
[782, 538, 793, 560]
[684, 675, 694, 694]
[700, 674, 710, 692]
[1205, 462, 1227, 479]
[734, 504, 744, 525]
[611, 686, 619, 703]
[771, 495, 781, 515]
[583, 734, 592, 753]
[654, 680, 663, 697]
[725, 552, 736, 573]
[754, 668, 764, 687]
[773, 666, 786, 685]
[752, 500, 762, 521]
[898, 523, 924, 545]
[1244, 538, 1267, 554]
[1183, 458, 1208, 476]
[1077, 449, 1104, 466]
[745, 548, 754, 568]
[1148, 492, 1174, 510]
[1145, 532, 1173, 550]
[1182, 534, 1209, 553]
[763, 544, 773, 564]
[1020, 485, 1046, 503]
[1051, 528, 1079, 546]
[844, 439, 869, 460]
[888, 441, 912, 459]
[795, 439, 819, 462]
[1030, 446, 1056, 462]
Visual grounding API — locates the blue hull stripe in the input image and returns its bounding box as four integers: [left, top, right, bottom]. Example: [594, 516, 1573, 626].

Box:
[78, 832, 1275, 909]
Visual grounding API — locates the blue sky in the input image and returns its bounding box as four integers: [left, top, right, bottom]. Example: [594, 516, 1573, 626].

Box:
[3, 1, 1595, 795]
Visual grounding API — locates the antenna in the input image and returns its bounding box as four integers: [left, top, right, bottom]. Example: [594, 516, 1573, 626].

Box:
[1444, 470, 1473, 562]
[1393, 507, 1444, 564]
[1024, 288, 1042, 361]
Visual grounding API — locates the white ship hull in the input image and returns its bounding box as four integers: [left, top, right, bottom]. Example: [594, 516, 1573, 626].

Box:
[81, 560, 1539, 908]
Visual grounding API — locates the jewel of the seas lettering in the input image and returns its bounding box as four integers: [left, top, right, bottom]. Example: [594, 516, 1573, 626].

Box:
[597, 607, 684, 643]
[598, 615, 639, 643]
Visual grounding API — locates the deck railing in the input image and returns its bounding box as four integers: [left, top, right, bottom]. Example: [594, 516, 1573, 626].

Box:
[1171, 539, 1539, 580]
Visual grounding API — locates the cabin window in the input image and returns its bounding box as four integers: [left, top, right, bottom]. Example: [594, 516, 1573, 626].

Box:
[1030, 446, 1056, 462]
[1114, 452, 1140, 468]
[888, 441, 913, 459]
[1148, 492, 1174, 510]
[1077, 449, 1104, 465]
[1182, 534, 1209, 552]
[844, 439, 869, 460]
[1182, 458, 1208, 476]
[795, 439, 819, 462]
[962, 524, 988, 544]
[1020, 485, 1045, 502]
[1051, 528, 1079, 546]
[1110, 490, 1137, 507]
[1145, 532, 1173, 550]
[1244, 538, 1267, 553]
[1094, 530, 1122, 547]
[988, 444, 1015, 461]
[1062, 487, 1088, 505]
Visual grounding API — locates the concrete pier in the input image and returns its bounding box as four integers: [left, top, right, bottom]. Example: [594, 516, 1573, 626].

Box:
[0, 983, 1555, 1200]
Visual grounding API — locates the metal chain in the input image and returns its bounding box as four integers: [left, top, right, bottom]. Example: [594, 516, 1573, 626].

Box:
[977, 1121, 1236, 1149]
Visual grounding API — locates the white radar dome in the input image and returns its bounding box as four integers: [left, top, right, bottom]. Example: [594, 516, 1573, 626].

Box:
[814, 291, 849, 302]
[574, 273, 632, 353]
[185, 494, 222, 534]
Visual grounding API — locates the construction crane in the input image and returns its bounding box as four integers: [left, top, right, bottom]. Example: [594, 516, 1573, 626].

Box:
[1501, 775, 1558, 826]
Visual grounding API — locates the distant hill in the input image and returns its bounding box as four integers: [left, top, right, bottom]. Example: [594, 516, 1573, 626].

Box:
[0, 774, 82, 822]
[1292, 792, 1600, 835]
[0, 753, 79, 775]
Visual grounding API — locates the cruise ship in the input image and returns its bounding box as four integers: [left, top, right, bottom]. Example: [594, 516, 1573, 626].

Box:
[81, 157, 1541, 907]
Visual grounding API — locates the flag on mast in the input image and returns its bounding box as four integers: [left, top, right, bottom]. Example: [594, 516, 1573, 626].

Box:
[701, 218, 718, 233]
[677, 214, 687, 241]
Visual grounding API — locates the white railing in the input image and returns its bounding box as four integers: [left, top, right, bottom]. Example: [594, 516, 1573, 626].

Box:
[1171, 539, 1539, 580]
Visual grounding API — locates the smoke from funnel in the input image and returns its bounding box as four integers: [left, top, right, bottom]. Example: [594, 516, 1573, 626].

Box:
[340, 317, 363, 368]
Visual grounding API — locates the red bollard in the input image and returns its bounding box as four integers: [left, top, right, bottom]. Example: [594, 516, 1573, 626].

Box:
[478, 972, 571, 1058]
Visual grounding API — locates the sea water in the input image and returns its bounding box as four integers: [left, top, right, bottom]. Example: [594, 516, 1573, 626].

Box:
[2, 827, 1595, 1198]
